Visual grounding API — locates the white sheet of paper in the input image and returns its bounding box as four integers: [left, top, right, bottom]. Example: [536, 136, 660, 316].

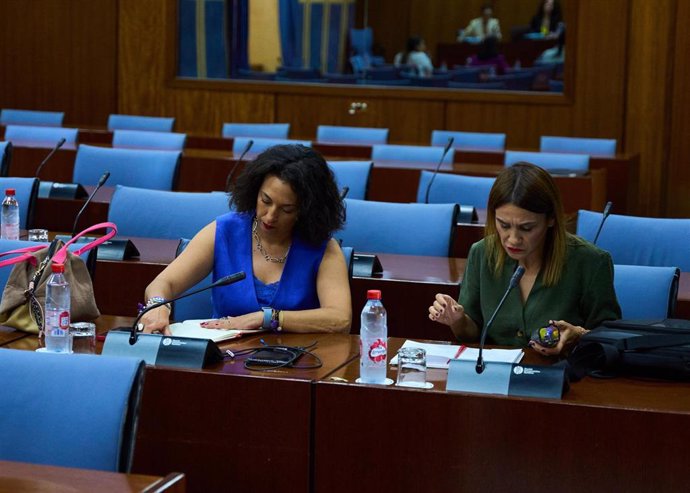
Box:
[390, 339, 524, 369]
[169, 319, 261, 342]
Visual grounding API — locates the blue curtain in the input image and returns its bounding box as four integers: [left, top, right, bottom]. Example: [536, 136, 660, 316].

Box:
[279, 0, 355, 73]
[178, 0, 231, 78]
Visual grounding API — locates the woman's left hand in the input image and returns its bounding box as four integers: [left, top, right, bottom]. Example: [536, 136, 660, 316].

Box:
[200, 311, 263, 330]
[528, 319, 587, 356]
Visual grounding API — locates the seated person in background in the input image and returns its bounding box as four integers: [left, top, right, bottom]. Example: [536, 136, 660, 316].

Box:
[458, 3, 502, 42]
[428, 162, 621, 356]
[468, 35, 509, 76]
[141, 144, 352, 335]
[393, 36, 434, 77]
[535, 29, 565, 64]
[530, 0, 564, 38]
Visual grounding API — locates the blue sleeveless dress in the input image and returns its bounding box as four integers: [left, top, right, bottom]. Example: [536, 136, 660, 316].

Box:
[212, 212, 327, 317]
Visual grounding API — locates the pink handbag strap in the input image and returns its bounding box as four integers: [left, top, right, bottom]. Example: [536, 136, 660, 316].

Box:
[51, 222, 118, 265]
[0, 245, 48, 268]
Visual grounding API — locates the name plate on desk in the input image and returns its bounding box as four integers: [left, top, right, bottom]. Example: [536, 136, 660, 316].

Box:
[447, 359, 567, 399]
[38, 181, 88, 199]
[102, 330, 224, 369]
[352, 253, 383, 278]
[55, 235, 140, 260]
[458, 205, 478, 223]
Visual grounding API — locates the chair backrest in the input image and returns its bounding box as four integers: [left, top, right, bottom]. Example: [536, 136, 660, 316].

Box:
[577, 210, 690, 271]
[4, 125, 78, 148]
[341, 245, 354, 277]
[540, 136, 617, 157]
[317, 125, 389, 145]
[350, 27, 374, 56]
[0, 240, 97, 293]
[0, 109, 64, 127]
[372, 144, 454, 165]
[172, 238, 213, 321]
[0, 177, 39, 229]
[416, 171, 495, 208]
[504, 150, 590, 172]
[0, 141, 13, 177]
[613, 264, 679, 319]
[431, 130, 506, 152]
[222, 123, 290, 139]
[107, 114, 175, 132]
[337, 199, 459, 256]
[327, 161, 373, 200]
[112, 130, 187, 151]
[73, 145, 181, 191]
[232, 137, 312, 155]
[108, 186, 229, 239]
[0, 349, 145, 472]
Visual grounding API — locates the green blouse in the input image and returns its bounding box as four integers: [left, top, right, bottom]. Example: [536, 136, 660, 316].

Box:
[458, 234, 621, 347]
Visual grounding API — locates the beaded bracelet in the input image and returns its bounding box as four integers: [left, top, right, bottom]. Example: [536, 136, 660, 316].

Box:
[138, 296, 171, 314]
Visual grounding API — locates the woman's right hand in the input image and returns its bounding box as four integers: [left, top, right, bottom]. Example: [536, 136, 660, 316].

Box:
[139, 305, 172, 336]
[428, 293, 464, 327]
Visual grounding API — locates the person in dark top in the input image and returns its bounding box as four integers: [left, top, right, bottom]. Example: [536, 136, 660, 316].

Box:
[530, 0, 564, 37]
[468, 35, 509, 75]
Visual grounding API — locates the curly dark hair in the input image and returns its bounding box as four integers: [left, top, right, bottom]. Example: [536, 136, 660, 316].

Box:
[229, 144, 345, 245]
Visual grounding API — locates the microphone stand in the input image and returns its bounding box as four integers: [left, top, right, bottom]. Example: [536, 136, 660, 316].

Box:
[424, 136, 455, 204]
[592, 201, 613, 245]
[34, 137, 67, 178]
[226, 139, 254, 190]
[71, 172, 110, 237]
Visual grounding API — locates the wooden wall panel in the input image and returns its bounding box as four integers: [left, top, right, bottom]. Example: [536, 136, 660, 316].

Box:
[0, 0, 117, 126]
[118, 0, 275, 135]
[624, 0, 676, 216]
[665, 0, 690, 217]
[276, 94, 445, 144]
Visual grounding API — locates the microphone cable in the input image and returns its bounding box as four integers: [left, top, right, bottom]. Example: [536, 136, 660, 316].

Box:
[223, 340, 323, 371]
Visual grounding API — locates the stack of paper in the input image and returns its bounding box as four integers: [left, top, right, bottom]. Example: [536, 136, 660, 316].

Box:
[390, 340, 524, 369]
[169, 319, 264, 342]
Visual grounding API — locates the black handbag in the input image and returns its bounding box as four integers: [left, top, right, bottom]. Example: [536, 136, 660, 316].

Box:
[568, 319, 690, 380]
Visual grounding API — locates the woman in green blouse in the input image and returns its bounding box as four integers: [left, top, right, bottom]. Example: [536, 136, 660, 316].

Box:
[428, 162, 621, 355]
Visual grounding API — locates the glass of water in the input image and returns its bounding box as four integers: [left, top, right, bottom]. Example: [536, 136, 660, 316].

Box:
[396, 347, 428, 388]
[69, 322, 96, 354]
[28, 229, 49, 242]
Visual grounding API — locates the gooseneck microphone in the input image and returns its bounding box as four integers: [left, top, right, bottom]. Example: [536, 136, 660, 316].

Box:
[226, 139, 254, 190]
[592, 201, 613, 245]
[424, 136, 455, 204]
[129, 271, 247, 345]
[71, 172, 110, 237]
[34, 137, 67, 177]
[476, 265, 525, 374]
[339, 186, 350, 200]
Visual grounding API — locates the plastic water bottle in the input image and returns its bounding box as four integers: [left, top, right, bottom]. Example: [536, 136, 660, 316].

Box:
[44, 263, 71, 353]
[359, 289, 388, 384]
[1, 188, 19, 240]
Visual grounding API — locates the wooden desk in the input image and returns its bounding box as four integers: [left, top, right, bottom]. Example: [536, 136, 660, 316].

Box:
[314, 337, 690, 493]
[0, 460, 185, 492]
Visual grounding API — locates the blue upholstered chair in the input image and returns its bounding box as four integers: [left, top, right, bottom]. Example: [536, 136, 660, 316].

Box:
[540, 136, 617, 157]
[73, 145, 181, 190]
[317, 125, 389, 145]
[548, 80, 564, 92]
[232, 137, 312, 155]
[0, 141, 12, 176]
[0, 349, 145, 472]
[448, 81, 506, 90]
[0, 109, 64, 126]
[327, 161, 373, 200]
[222, 123, 290, 139]
[431, 130, 506, 152]
[337, 199, 458, 256]
[372, 144, 454, 165]
[108, 186, 229, 240]
[0, 177, 39, 229]
[172, 238, 213, 321]
[341, 246, 354, 276]
[416, 171, 495, 208]
[107, 114, 175, 132]
[613, 264, 679, 319]
[3, 125, 78, 148]
[493, 71, 535, 91]
[349, 27, 385, 66]
[112, 130, 187, 151]
[504, 150, 590, 173]
[577, 210, 690, 271]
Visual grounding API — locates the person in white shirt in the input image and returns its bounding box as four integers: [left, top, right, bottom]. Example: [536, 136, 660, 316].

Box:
[458, 3, 502, 42]
[394, 36, 434, 77]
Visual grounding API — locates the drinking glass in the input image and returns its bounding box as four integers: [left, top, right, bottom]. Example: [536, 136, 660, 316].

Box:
[28, 229, 49, 241]
[69, 322, 96, 354]
[396, 347, 428, 388]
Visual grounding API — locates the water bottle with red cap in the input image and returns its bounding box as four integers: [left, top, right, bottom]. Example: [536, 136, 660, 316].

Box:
[359, 289, 388, 384]
[44, 263, 71, 353]
[1, 188, 19, 240]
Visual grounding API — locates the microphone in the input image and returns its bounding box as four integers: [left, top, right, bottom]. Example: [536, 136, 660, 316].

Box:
[339, 186, 350, 200]
[129, 271, 247, 345]
[71, 172, 110, 237]
[34, 137, 67, 177]
[226, 139, 254, 190]
[592, 201, 613, 245]
[424, 137, 455, 203]
[476, 265, 525, 374]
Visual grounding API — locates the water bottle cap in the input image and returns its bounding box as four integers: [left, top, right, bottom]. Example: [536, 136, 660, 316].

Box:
[5, 189, 15, 196]
[366, 290, 381, 300]
[51, 263, 65, 273]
